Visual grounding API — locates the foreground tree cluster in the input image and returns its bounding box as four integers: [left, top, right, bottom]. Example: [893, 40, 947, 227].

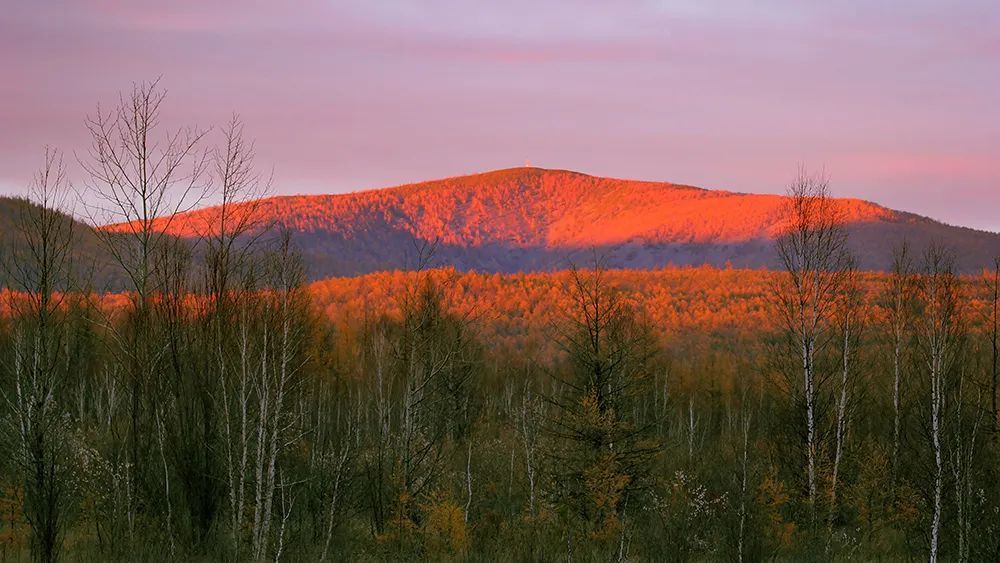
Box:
[1, 84, 1000, 561]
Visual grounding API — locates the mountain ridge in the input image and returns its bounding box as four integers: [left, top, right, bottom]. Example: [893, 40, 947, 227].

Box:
[96, 166, 1000, 278]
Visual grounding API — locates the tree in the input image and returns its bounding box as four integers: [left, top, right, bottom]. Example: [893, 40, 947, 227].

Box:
[193, 115, 271, 554]
[772, 169, 851, 524]
[81, 78, 208, 302]
[203, 114, 271, 305]
[987, 257, 999, 434]
[885, 242, 914, 482]
[80, 79, 209, 548]
[828, 261, 865, 538]
[250, 233, 310, 560]
[0, 149, 80, 562]
[354, 243, 480, 550]
[913, 244, 963, 563]
[545, 263, 659, 553]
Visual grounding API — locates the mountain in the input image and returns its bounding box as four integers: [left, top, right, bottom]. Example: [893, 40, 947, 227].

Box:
[104, 167, 1000, 279]
[0, 197, 125, 290]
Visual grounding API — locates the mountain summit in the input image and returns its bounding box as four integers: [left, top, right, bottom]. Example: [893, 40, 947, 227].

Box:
[107, 167, 1000, 278]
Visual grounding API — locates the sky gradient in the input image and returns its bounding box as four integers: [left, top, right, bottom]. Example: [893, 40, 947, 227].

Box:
[2, 0, 998, 231]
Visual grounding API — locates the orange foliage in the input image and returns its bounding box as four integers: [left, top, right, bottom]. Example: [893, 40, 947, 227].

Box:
[2, 265, 993, 359]
[308, 265, 994, 354]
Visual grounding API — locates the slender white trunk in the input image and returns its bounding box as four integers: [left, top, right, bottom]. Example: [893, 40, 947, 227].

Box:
[803, 332, 817, 513]
[617, 497, 629, 563]
[464, 440, 473, 524]
[892, 330, 901, 480]
[929, 343, 943, 563]
[520, 391, 539, 516]
[274, 474, 293, 563]
[222, 312, 253, 556]
[155, 407, 176, 556]
[952, 373, 965, 563]
[688, 397, 696, 463]
[252, 327, 270, 558]
[950, 373, 982, 563]
[738, 412, 751, 563]
[320, 446, 350, 560]
[236, 314, 251, 552]
[258, 293, 294, 559]
[827, 320, 851, 532]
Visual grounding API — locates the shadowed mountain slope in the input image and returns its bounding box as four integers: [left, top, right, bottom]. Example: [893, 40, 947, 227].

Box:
[0, 197, 125, 290]
[105, 167, 1000, 278]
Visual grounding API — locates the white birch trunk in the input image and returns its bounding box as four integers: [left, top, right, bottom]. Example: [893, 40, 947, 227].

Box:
[737, 412, 751, 563]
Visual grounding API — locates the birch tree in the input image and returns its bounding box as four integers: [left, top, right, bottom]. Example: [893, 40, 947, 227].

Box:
[249, 234, 309, 561]
[885, 242, 913, 481]
[914, 244, 963, 563]
[81, 80, 209, 543]
[0, 149, 79, 562]
[949, 364, 983, 563]
[218, 269, 261, 556]
[827, 261, 865, 538]
[987, 257, 999, 434]
[773, 169, 850, 523]
[201, 116, 272, 555]
[518, 384, 544, 517]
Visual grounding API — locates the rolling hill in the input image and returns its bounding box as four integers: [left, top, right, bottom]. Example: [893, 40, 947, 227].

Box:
[108, 167, 998, 279]
[0, 197, 124, 290]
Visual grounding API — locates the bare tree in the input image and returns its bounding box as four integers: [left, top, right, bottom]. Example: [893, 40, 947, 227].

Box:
[1, 148, 78, 562]
[250, 234, 309, 560]
[204, 114, 271, 304]
[204, 116, 273, 555]
[987, 257, 999, 434]
[361, 320, 395, 536]
[397, 279, 453, 512]
[914, 244, 963, 563]
[318, 418, 355, 561]
[773, 168, 851, 522]
[731, 397, 756, 563]
[827, 261, 865, 540]
[81, 78, 209, 301]
[218, 266, 261, 556]
[949, 364, 983, 563]
[80, 80, 209, 544]
[885, 242, 913, 481]
[518, 383, 544, 517]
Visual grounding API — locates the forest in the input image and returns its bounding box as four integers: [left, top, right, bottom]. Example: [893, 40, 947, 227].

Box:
[1, 83, 1000, 562]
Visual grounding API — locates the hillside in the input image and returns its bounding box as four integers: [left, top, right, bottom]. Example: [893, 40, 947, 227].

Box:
[0, 197, 124, 290]
[104, 167, 1000, 278]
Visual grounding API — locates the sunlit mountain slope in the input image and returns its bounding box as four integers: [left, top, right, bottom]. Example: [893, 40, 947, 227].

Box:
[103, 167, 1000, 278]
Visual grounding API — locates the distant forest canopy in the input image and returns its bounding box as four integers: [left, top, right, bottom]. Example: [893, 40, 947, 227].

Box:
[2, 81, 999, 562]
[307, 265, 999, 352]
[2, 265, 993, 356]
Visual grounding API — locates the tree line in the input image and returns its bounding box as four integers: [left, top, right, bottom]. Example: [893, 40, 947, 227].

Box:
[1, 82, 999, 561]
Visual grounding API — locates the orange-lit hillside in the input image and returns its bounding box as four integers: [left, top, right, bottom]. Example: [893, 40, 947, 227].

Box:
[117, 168, 891, 244]
[102, 168, 1000, 277]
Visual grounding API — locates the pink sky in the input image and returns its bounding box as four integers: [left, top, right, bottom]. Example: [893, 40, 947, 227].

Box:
[2, 0, 998, 231]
